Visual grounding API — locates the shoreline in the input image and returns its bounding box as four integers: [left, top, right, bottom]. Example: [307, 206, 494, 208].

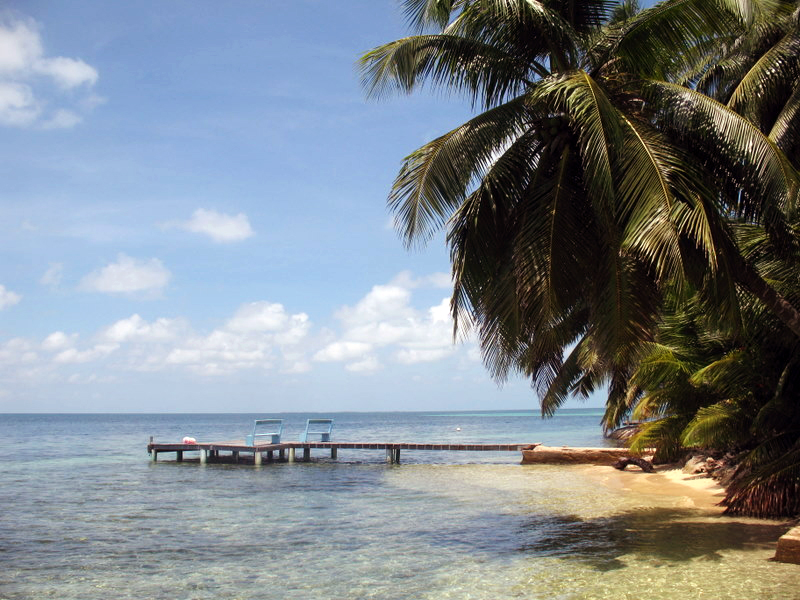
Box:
[588, 462, 800, 563]
[585, 463, 729, 512]
[625, 464, 729, 511]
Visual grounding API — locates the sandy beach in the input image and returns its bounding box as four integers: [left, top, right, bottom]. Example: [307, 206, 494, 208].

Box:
[586, 463, 730, 512]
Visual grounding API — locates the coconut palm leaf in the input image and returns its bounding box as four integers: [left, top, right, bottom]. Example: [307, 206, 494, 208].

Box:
[688, 349, 753, 395]
[538, 335, 591, 417]
[592, 0, 742, 79]
[727, 28, 800, 129]
[769, 82, 800, 161]
[359, 34, 535, 106]
[645, 80, 799, 222]
[367, 1, 800, 516]
[402, 0, 466, 31]
[681, 399, 751, 447]
[389, 95, 532, 246]
[629, 415, 687, 462]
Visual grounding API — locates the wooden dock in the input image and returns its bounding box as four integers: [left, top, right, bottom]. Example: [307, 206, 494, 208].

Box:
[147, 439, 533, 465]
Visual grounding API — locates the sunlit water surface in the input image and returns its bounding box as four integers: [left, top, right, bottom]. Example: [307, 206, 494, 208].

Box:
[1, 412, 798, 599]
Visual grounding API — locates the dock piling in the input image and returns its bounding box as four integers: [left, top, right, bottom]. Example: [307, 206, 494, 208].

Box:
[148, 441, 528, 466]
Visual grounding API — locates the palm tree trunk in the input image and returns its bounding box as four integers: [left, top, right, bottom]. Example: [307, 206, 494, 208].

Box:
[735, 257, 800, 338]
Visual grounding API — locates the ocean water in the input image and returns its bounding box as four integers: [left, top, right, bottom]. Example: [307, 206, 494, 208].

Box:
[1, 410, 798, 599]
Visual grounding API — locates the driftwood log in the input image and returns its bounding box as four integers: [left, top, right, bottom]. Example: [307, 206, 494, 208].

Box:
[521, 445, 633, 465]
[613, 457, 654, 473]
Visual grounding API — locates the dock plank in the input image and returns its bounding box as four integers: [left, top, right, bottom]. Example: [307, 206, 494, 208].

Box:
[147, 439, 531, 464]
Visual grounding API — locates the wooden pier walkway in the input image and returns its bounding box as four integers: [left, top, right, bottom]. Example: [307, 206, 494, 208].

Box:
[147, 439, 532, 465]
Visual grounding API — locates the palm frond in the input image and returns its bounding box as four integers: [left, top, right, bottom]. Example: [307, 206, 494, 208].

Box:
[359, 34, 531, 105]
[681, 399, 749, 447]
[689, 349, 752, 395]
[389, 94, 531, 246]
[727, 28, 800, 129]
[645, 80, 800, 221]
[769, 81, 800, 161]
[401, 0, 465, 31]
[595, 0, 742, 79]
[629, 415, 687, 463]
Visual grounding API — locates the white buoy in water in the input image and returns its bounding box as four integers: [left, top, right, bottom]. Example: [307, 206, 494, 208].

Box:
[455, 427, 461, 431]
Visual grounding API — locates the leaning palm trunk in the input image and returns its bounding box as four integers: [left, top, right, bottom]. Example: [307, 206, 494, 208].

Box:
[735, 256, 800, 338]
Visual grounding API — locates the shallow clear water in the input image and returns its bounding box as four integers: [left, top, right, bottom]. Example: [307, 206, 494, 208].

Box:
[1, 412, 798, 599]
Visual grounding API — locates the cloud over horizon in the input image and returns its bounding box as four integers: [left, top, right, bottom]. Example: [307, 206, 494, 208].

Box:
[0, 272, 471, 386]
[313, 272, 463, 373]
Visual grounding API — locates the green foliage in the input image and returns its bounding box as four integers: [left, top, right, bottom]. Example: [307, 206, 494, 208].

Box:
[629, 415, 687, 463]
[364, 0, 800, 517]
[681, 400, 751, 448]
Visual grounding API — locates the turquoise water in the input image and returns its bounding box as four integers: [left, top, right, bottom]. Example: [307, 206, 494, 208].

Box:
[1, 411, 798, 599]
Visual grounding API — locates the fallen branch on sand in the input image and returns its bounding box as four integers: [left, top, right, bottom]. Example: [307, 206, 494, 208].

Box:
[613, 457, 654, 473]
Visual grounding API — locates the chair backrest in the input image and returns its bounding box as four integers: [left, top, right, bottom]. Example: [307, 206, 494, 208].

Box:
[299, 418, 334, 442]
[245, 419, 283, 445]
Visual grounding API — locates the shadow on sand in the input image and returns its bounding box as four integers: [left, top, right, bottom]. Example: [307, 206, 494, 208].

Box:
[419, 507, 788, 571]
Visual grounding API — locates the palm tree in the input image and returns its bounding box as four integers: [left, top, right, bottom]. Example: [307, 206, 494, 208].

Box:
[693, 0, 800, 167]
[361, 0, 800, 414]
[621, 217, 800, 516]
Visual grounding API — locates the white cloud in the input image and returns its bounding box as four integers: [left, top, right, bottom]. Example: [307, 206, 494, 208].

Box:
[102, 314, 185, 343]
[314, 277, 465, 372]
[0, 338, 38, 367]
[226, 302, 293, 333]
[40, 263, 63, 287]
[0, 16, 99, 129]
[164, 302, 311, 375]
[80, 254, 171, 295]
[41, 331, 76, 351]
[0, 272, 472, 386]
[0, 81, 38, 126]
[34, 56, 97, 89]
[336, 284, 414, 328]
[0, 284, 21, 309]
[40, 108, 81, 129]
[180, 208, 254, 243]
[314, 341, 373, 362]
[395, 348, 453, 364]
[54, 343, 118, 364]
[284, 360, 312, 374]
[346, 355, 381, 373]
[0, 18, 41, 73]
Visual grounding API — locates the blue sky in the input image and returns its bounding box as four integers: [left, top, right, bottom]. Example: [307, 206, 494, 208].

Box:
[0, 1, 609, 413]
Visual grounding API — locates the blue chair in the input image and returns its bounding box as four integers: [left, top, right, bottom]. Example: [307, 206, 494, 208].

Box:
[299, 419, 334, 442]
[245, 419, 283, 445]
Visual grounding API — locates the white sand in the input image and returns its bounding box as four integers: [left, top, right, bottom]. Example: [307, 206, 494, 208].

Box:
[584, 463, 728, 511]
